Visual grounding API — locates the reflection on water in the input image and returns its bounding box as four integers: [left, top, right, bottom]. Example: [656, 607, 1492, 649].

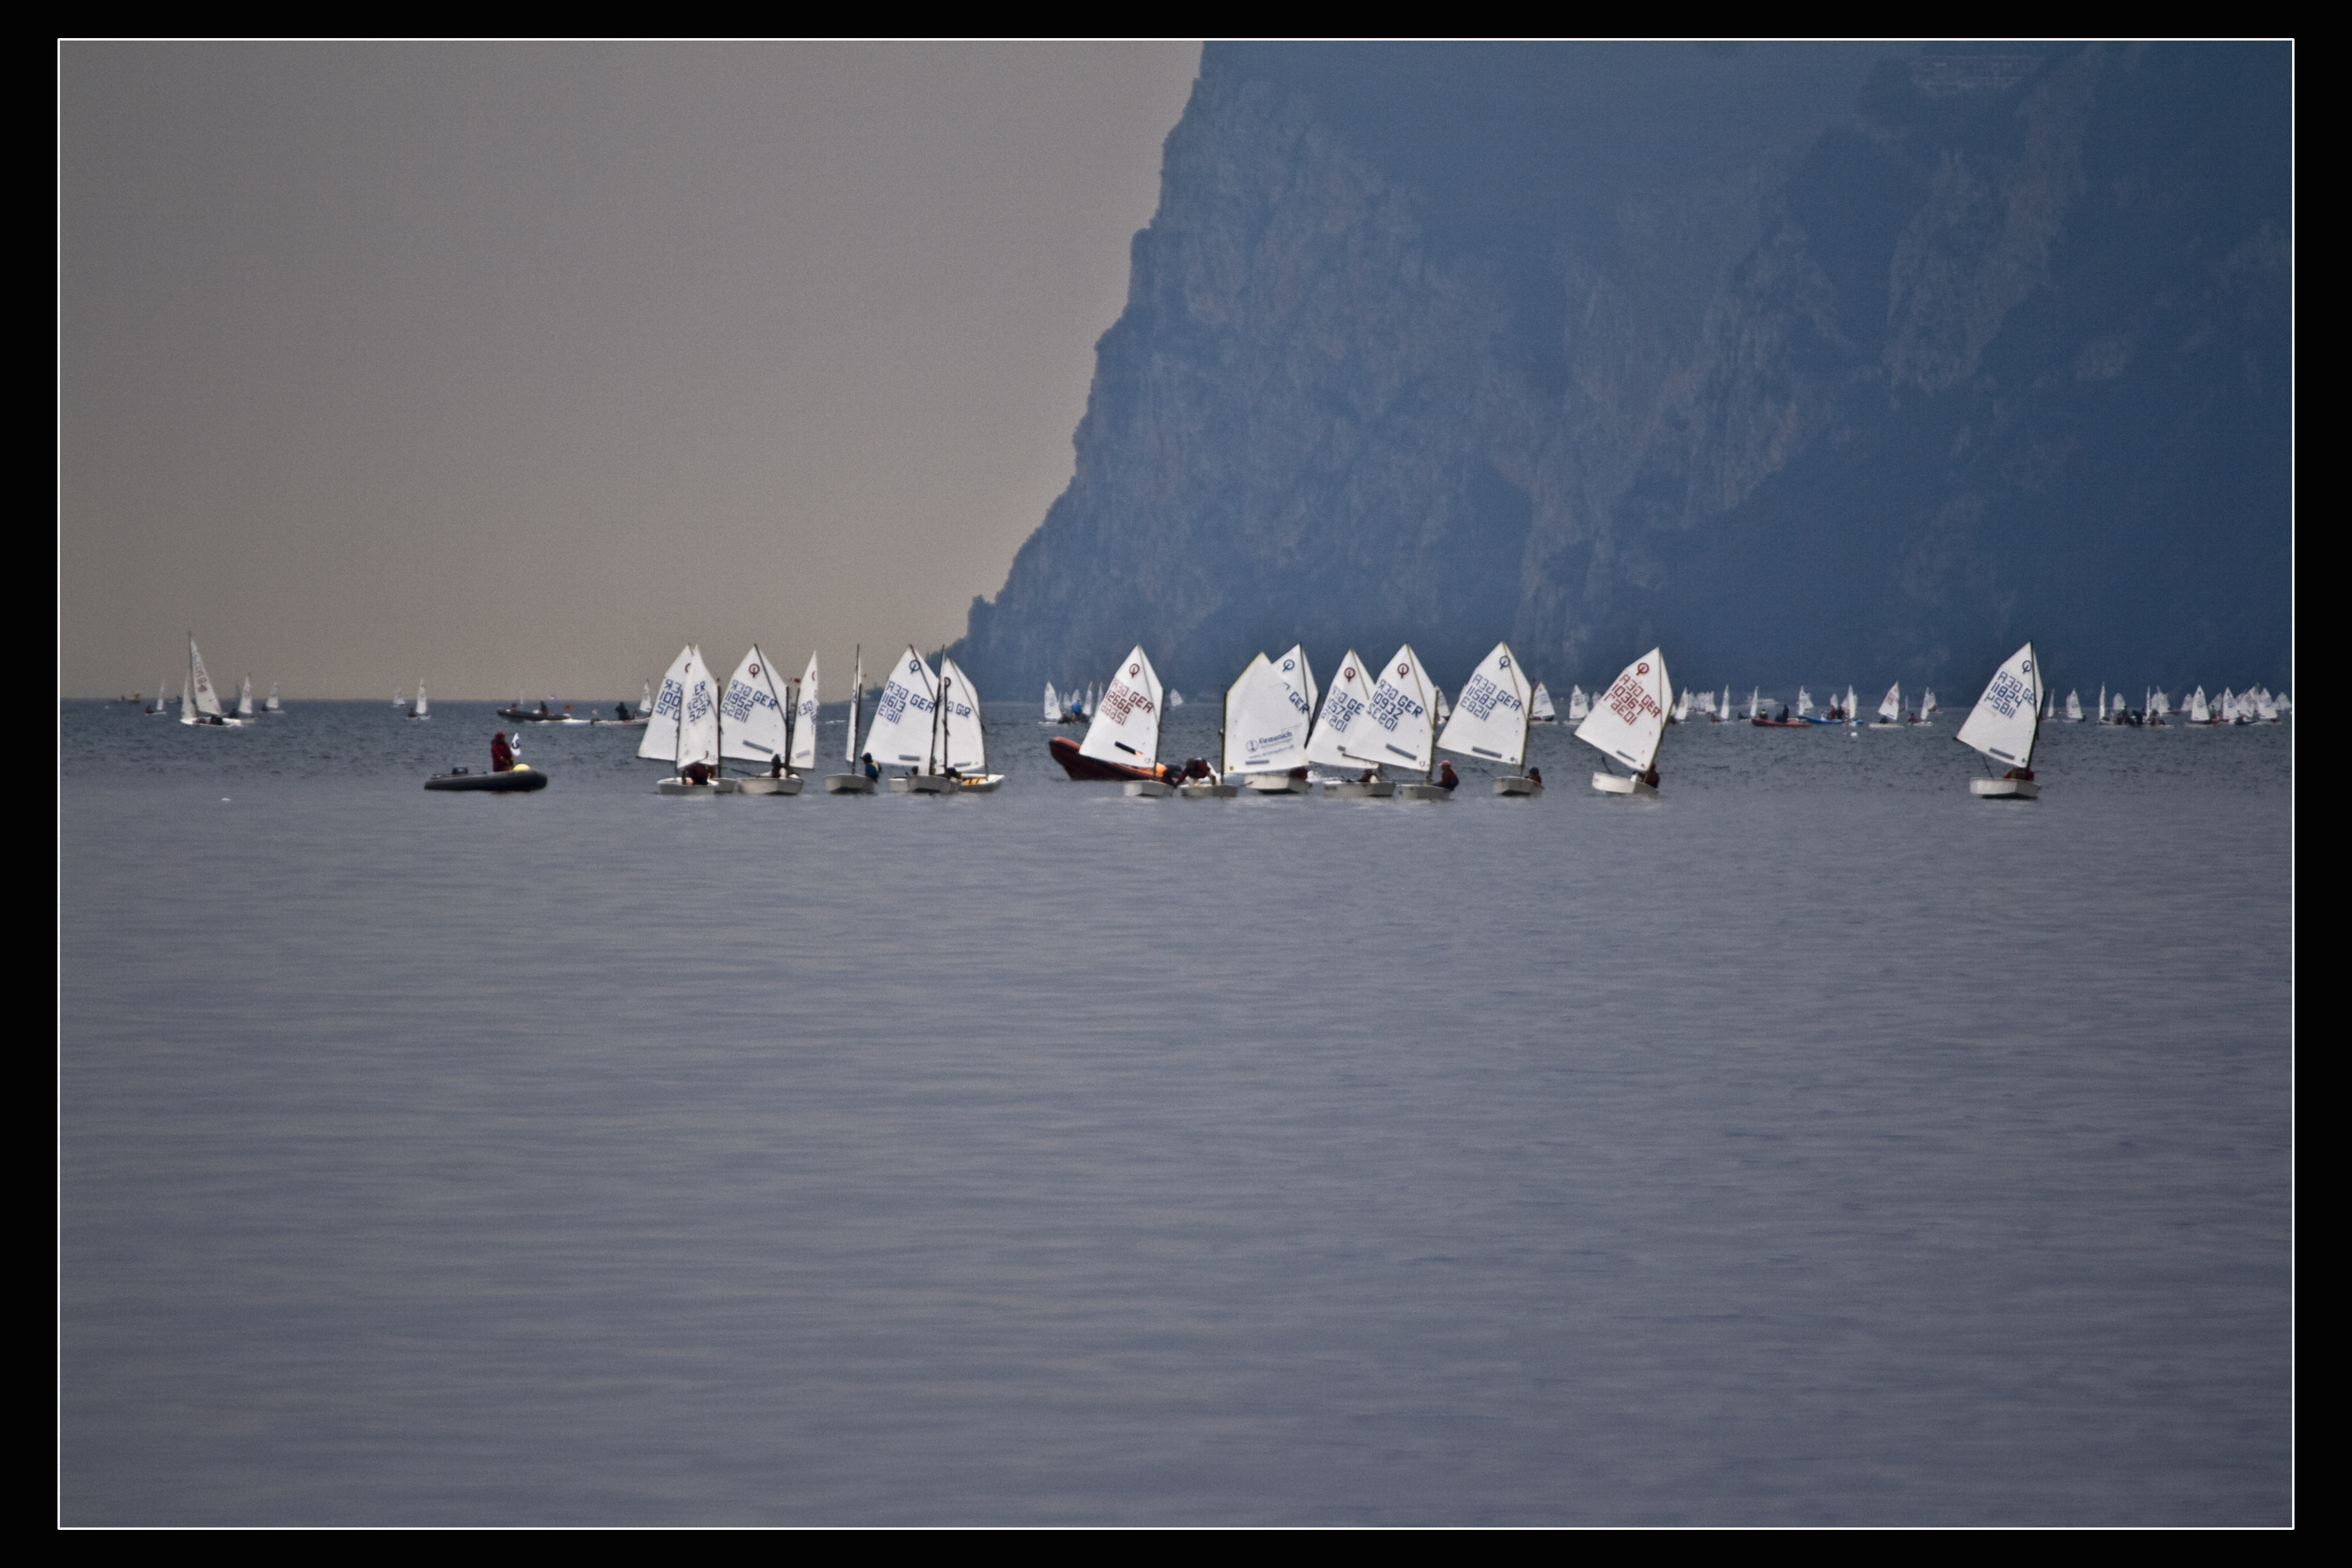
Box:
[60, 704, 2291, 1523]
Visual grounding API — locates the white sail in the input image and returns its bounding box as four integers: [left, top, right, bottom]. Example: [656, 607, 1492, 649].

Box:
[1276, 644, 1317, 727]
[1079, 646, 1166, 769]
[2256, 689, 2279, 722]
[719, 645, 792, 762]
[938, 656, 987, 773]
[790, 653, 821, 770]
[1043, 681, 1059, 721]
[1304, 648, 1379, 768]
[846, 648, 865, 762]
[1567, 685, 1590, 722]
[178, 676, 191, 721]
[2096, 684, 2108, 724]
[1341, 644, 1435, 773]
[1746, 687, 1760, 720]
[413, 683, 429, 718]
[1672, 687, 1691, 724]
[1225, 647, 1316, 775]
[188, 638, 224, 717]
[1431, 682, 1452, 724]
[676, 645, 720, 769]
[2115, 691, 2130, 719]
[1879, 683, 1903, 722]
[1844, 685, 1858, 720]
[1437, 641, 1532, 767]
[863, 646, 941, 769]
[393, 688, 404, 708]
[1719, 685, 1731, 720]
[1531, 682, 1557, 722]
[1956, 642, 2042, 769]
[2189, 686, 2210, 722]
[264, 682, 280, 712]
[638, 644, 697, 762]
[1168, 690, 1186, 707]
[230, 674, 253, 718]
[2063, 690, 2082, 722]
[1923, 688, 1939, 716]
[2153, 689, 2172, 716]
[1796, 686, 1814, 717]
[640, 681, 653, 717]
[1575, 648, 1671, 772]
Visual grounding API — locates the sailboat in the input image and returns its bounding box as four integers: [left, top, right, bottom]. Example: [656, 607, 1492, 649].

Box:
[1168, 690, 1186, 707]
[264, 682, 281, 713]
[825, 647, 878, 793]
[1922, 688, 1939, 720]
[1439, 641, 1540, 795]
[721, 646, 800, 794]
[2063, 690, 2084, 722]
[1043, 681, 1061, 723]
[1530, 682, 1559, 724]
[2096, 684, 2110, 725]
[1873, 682, 1904, 728]
[2187, 685, 2213, 724]
[1305, 648, 1385, 797]
[786, 653, 822, 778]
[181, 638, 240, 727]
[935, 656, 1002, 791]
[232, 675, 257, 720]
[407, 683, 430, 720]
[1339, 645, 1442, 799]
[146, 673, 172, 715]
[860, 647, 944, 788]
[1224, 644, 1317, 793]
[393, 688, 405, 708]
[1796, 686, 1814, 717]
[1431, 681, 1452, 727]
[1959, 642, 2043, 798]
[642, 644, 723, 794]
[1712, 684, 1733, 723]
[1844, 685, 1860, 724]
[1671, 687, 1691, 724]
[1579, 649, 1670, 794]
[1048, 647, 1170, 786]
[1566, 685, 1590, 723]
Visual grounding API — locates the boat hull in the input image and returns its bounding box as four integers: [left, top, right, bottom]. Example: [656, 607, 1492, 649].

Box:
[1325, 780, 1396, 799]
[1399, 782, 1455, 801]
[425, 768, 546, 793]
[1178, 782, 1238, 798]
[656, 778, 724, 796]
[955, 774, 1005, 793]
[735, 775, 803, 795]
[1492, 776, 1543, 797]
[1970, 777, 2040, 799]
[1243, 773, 1310, 794]
[1751, 718, 1811, 728]
[1123, 779, 1175, 797]
[890, 774, 954, 794]
[1592, 773, 1657, 796]
[823, 773, 877, 794]
[1049, 735, 1162, 782]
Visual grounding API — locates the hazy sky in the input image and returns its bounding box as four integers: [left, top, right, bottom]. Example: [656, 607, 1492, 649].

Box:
[61, 42, 1203, 699]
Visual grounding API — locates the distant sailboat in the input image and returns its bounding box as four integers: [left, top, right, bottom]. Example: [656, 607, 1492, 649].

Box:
[935, 656, 1002, 790]
[1439, 641, 1540, 795]
[181, 638, 239, 727]
[721, 646, 798, 792]
[642, 644, 722, 794]
[788, 653, 822, 776]
[1168, 690, 1186, 708]
[1579, 649, 1670, 794]
[393, 688, 405, 708]
[826, 646, 878, 793]
[1226, 644, 1316, 793]
[408, 683, 430, 720]
[2064, 690, 2085, 722]
[1712, 684, 1732, 723]
[146, 673, 171, 716]
[2188, 685, 2213, 724]
[1308, 648, 1387, 796]
[1567, 685, 1590, 723]
[1043, 681, 1060, 723]
[1530, 682, 1559, 724]
[1671, 687, 1691, 724]
[1875, 682, 1904, 728]
[1747, 687, 1762, 721]
[1796, 686, 1814, 717]
[2096, 684, 2109, 725]
[1959, 642, 2043, 798]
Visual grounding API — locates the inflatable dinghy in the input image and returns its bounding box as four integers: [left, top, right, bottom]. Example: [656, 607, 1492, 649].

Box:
[425, 766, 546, 793]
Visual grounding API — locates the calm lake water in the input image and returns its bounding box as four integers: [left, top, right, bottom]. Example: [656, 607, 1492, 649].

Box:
[59, 700, 2293, 1523]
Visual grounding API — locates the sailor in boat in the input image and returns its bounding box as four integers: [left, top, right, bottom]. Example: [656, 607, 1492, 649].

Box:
[1776, 705, 1791, 722]
[1527, 766, 1543, 787]
[767, 753, 787, 780]
[1436, 760, 1460, 792]
[1641, 764, 1660, 788]
[861, 751, 881, 782]
[490, 731, 515, 772]
[616, 701, 633, 722]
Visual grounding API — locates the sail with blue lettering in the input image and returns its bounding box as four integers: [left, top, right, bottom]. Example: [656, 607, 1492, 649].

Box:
[1078, 646, 1165, 769]
[1304, 648, 1377, 768]
[1224, 648, 1314, 775]
[638, 645, 697, 762]
[789, 653, 820, 770]
[1956, 642, 2042, 768]
[937, 655, 986, 773]
[863, 646, 939, 769]
[720, 645, 792, 762]
[1340, 644, 1434, 774]
[1437, 642, 1532, 766]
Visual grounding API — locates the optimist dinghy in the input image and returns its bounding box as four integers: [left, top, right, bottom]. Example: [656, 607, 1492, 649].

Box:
[825, 647, 880, 793]
[181, 638, 243, 727]
[1438, 641, 1540, 795]
[1309, 649, 1392, 795]
[1223, 645, 1317, 793]
[641, 644, 728, 794]
[1578, 648, 1670, 795]
[1339, 646, 1444, 799]
[1958, 642, 2043, 799]
[1050, 646, 1171, 786]
[721, 645, 802, 794]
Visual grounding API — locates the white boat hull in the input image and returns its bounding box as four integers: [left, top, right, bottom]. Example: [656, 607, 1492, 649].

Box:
[1123, 779, 1175, 797]
[890, 774, 954, 794]
[823, 773, 877, 794]
[1970, 777, 2040, 799]
[1591, 772, 1656, 796]
[656, 778, 722, 796]
[1399, 782, 1454, 801]
[1325, 780, 1396, 799]
[1492, 776, 1543, 797]
[954, 774, 1005, 793]
[1178, 782, 1238, 797]
[1243, 773, 1310, 794]
[735, 775, 803, 795]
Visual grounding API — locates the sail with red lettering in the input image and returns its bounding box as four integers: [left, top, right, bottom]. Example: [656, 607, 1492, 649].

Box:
[1575, 648, 1671, 771]
[1079, 646, 1165, 769]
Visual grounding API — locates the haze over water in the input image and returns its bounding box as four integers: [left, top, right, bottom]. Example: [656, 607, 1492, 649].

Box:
[60, 702, 2291, 1523]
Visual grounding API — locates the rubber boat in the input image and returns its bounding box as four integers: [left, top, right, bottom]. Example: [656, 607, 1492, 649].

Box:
[426, 765, 546, 793]
[1751, 716, 1811, 728]
[1049, 734, 1165, 783]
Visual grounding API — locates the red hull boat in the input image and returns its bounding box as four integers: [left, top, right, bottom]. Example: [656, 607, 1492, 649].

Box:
[1049, 735, 1166, 782]
[1751, 717, 1811, 728]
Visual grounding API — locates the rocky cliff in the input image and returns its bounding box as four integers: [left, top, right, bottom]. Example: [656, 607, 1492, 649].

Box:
[955, 42, 2290, 698]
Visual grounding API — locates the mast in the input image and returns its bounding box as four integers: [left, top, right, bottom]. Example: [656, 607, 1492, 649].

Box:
[847, 645, 863, 763]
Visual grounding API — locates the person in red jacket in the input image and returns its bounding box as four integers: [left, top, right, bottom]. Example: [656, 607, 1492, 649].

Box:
[490, 731, 515, 772]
